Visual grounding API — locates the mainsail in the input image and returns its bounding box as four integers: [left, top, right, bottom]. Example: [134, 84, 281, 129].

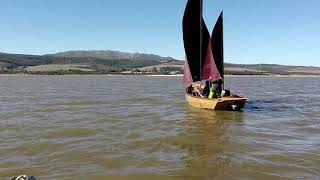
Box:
[211, 11, 224, 80]
[183, 0, 221, 85]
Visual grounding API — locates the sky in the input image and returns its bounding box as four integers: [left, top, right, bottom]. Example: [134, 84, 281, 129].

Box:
[0, 0, 319, 66]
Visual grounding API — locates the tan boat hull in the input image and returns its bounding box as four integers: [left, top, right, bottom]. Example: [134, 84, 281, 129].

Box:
[185, 93, 247, 111]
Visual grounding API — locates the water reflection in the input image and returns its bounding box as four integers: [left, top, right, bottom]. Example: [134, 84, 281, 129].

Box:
[171, 106, 245, 179]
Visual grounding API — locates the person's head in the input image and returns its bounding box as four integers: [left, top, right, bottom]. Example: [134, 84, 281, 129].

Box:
[213, 78, 222, 84]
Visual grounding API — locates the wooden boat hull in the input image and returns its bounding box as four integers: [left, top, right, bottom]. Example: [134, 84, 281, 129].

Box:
[185, 93, 247, 111]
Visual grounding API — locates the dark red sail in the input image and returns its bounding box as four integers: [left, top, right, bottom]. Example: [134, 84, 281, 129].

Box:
[183, 0, 221, 85]
[211, 11, 224, 80]
[183, 58, 193, 86]
[201, 37, 221, 81]
[182, 0, 209, 83]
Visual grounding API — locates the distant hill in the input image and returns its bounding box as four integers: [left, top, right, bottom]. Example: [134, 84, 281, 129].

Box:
[224, 63, 320, 75]
[49, 50, 174, 62]
[0, 50, 320, 75]
[0, 51, 170, 73]
[139, 61, 320, 75]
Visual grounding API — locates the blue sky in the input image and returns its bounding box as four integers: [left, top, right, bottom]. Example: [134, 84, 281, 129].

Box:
[0, 0, 319, 66]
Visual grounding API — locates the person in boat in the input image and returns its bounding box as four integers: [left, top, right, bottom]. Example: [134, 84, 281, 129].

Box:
[186, 85, 193, 94]
[221, 89, 231, 97]
[209, 78, 223, 99]
[214, 78, 223, 96]
[202, 80, 211, 97]
[186, 85, 198, 96]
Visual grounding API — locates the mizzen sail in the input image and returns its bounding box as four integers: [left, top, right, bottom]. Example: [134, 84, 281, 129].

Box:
[201, 37, 221, 81]
[211, 11, 224, 80]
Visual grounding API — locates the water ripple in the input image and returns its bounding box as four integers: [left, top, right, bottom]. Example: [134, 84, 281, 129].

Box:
[0, 75, 319, 179]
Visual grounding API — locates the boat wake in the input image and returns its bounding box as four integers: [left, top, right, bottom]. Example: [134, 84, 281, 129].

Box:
[245, 98, 288, 112]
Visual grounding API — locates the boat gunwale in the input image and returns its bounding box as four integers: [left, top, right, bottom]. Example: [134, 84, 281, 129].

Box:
[185, 92, 248, 102]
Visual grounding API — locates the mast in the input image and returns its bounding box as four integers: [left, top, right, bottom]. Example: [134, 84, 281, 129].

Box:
[221, 10, 224, 81]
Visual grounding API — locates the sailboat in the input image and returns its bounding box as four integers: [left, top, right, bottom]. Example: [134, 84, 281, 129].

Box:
[183, 0, 247, 111]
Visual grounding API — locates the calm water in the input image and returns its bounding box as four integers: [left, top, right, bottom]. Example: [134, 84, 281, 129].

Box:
[0, 75, 320, 180]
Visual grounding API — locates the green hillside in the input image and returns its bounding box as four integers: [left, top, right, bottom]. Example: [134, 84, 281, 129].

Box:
[1, 51, 319, 75]
[0, 52, 163, 74]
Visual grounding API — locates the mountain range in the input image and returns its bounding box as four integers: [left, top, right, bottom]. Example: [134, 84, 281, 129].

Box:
[0, 50, 320, 75]
[50, 50, 174, 62]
